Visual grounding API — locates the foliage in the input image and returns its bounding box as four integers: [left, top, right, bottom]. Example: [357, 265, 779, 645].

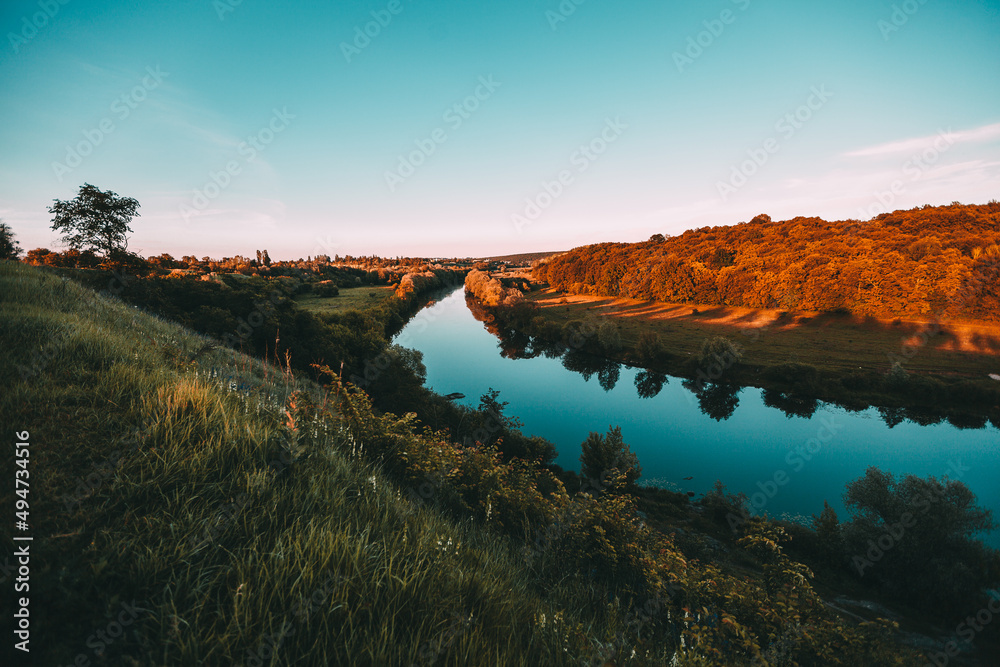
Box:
[635, 330, 664, 367]
[580, 425, 641, 492]
[0, 221, 22, 259]
[533, 202, 1000, 321]
[597, 318, 623, 352]
[698, 335, 743, 369]
[811, 501, 844, 567]
[0, 262, 931, 664]
[48, 183, 140, 257]
[465, 269, 525, 307]
[842, 466, 1000, 616]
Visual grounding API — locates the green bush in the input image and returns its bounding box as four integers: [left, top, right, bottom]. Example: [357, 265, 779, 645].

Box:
[842, 467, 1000, 617]
[698, 336, 742, 370]
[579, 426, 641, 492]
[635, 330, 664, 367]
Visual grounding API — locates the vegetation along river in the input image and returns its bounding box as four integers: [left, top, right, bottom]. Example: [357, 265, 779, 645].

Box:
[395, 287, 1000, 546]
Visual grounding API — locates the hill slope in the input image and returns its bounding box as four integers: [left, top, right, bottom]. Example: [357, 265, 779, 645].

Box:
[1, 262, 926, 665]
[535, 202, 1000, 321]
[0, 263, 601, 665]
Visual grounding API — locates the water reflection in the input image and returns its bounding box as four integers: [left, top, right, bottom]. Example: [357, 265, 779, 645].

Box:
[465, 295, 999, 429]
[762, 389, 820, 419]
[682, 380, 741, 421]
[634, 370, 668, 399]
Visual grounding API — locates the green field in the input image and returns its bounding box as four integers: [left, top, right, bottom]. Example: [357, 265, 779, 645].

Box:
[296, 285, 396, 316]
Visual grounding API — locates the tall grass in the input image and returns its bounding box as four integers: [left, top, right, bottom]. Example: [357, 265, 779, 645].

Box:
[0, 262, 611, 665]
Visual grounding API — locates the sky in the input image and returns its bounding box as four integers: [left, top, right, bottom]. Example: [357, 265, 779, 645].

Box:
[1, 0, 998, 260]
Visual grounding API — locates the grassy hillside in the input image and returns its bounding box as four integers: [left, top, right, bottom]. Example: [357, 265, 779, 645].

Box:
[0, 262, 597, 665]
[0, 262, 946, 665]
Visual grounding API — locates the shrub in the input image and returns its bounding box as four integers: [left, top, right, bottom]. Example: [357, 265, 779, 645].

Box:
[635, 330, 663, 367]
[579, 425, 641, 492]
[698, 336, 742, 370]
[842, 467, 1000, 617]
[597, 319, 622, 352]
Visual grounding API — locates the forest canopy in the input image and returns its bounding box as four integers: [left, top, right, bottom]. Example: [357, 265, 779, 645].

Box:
[534, 202, 1000, 321]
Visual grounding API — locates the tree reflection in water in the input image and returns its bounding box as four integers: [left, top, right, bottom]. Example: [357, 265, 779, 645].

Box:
[465, 296, 998, 429]
[634, 370, 668, 399]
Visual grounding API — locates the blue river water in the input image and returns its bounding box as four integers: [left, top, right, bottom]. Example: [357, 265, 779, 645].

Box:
[395, 288, 1000, 546]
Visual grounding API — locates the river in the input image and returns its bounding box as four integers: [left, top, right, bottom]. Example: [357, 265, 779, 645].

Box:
[395, 287, 1000, 546]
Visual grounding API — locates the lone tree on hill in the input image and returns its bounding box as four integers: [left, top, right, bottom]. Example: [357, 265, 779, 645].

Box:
[0, 221, 22, 260]
[48, 183, 140, 257]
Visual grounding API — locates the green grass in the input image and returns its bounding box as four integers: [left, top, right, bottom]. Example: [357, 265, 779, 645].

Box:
[1, 262, 931, 665]
[0, 263, 627, 665]
[296, 286, 395, 317]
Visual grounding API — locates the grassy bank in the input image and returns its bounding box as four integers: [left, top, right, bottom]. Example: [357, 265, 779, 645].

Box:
[0, 262, 600, 665]
[525, 286, 1000, 378]
[9, 261, 992, 664]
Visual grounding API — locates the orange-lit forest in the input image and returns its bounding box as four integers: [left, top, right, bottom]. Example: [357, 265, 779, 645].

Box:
[535, 202, 1000, 321]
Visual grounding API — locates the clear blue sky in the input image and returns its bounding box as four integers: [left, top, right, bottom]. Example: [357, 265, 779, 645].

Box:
[1, 0, 998, 259]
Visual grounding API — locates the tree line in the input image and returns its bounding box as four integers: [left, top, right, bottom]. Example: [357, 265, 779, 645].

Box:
[534, 203, 1000, 321]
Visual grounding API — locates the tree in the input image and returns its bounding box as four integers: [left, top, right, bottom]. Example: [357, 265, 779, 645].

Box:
[843, 466, 1000, 616]
[579, 425, 641, 492]
[597, 319, 622, 352]
[0, 222, 22, 260]
[48, 183, 140, 257]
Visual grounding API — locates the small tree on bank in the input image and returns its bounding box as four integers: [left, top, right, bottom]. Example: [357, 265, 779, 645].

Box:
[580, 425, 641, 492]
[48, 183, 140, 257]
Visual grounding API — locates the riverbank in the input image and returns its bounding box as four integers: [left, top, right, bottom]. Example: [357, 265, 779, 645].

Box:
[525, 285, 1000, 378]
[472, 274, 1000, 428]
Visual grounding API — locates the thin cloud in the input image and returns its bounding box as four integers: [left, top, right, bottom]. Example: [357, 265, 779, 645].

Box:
[844, 122, 1000, 158]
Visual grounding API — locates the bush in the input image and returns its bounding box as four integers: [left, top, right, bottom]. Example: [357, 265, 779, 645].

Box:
[314, 281, 339, 297]
[597, 319, 622, 352]
[635, 330, 663, 367]
[579, 426, 641, 492]
[698, 336, 742, 370]
[842, 467, 1000, 617]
